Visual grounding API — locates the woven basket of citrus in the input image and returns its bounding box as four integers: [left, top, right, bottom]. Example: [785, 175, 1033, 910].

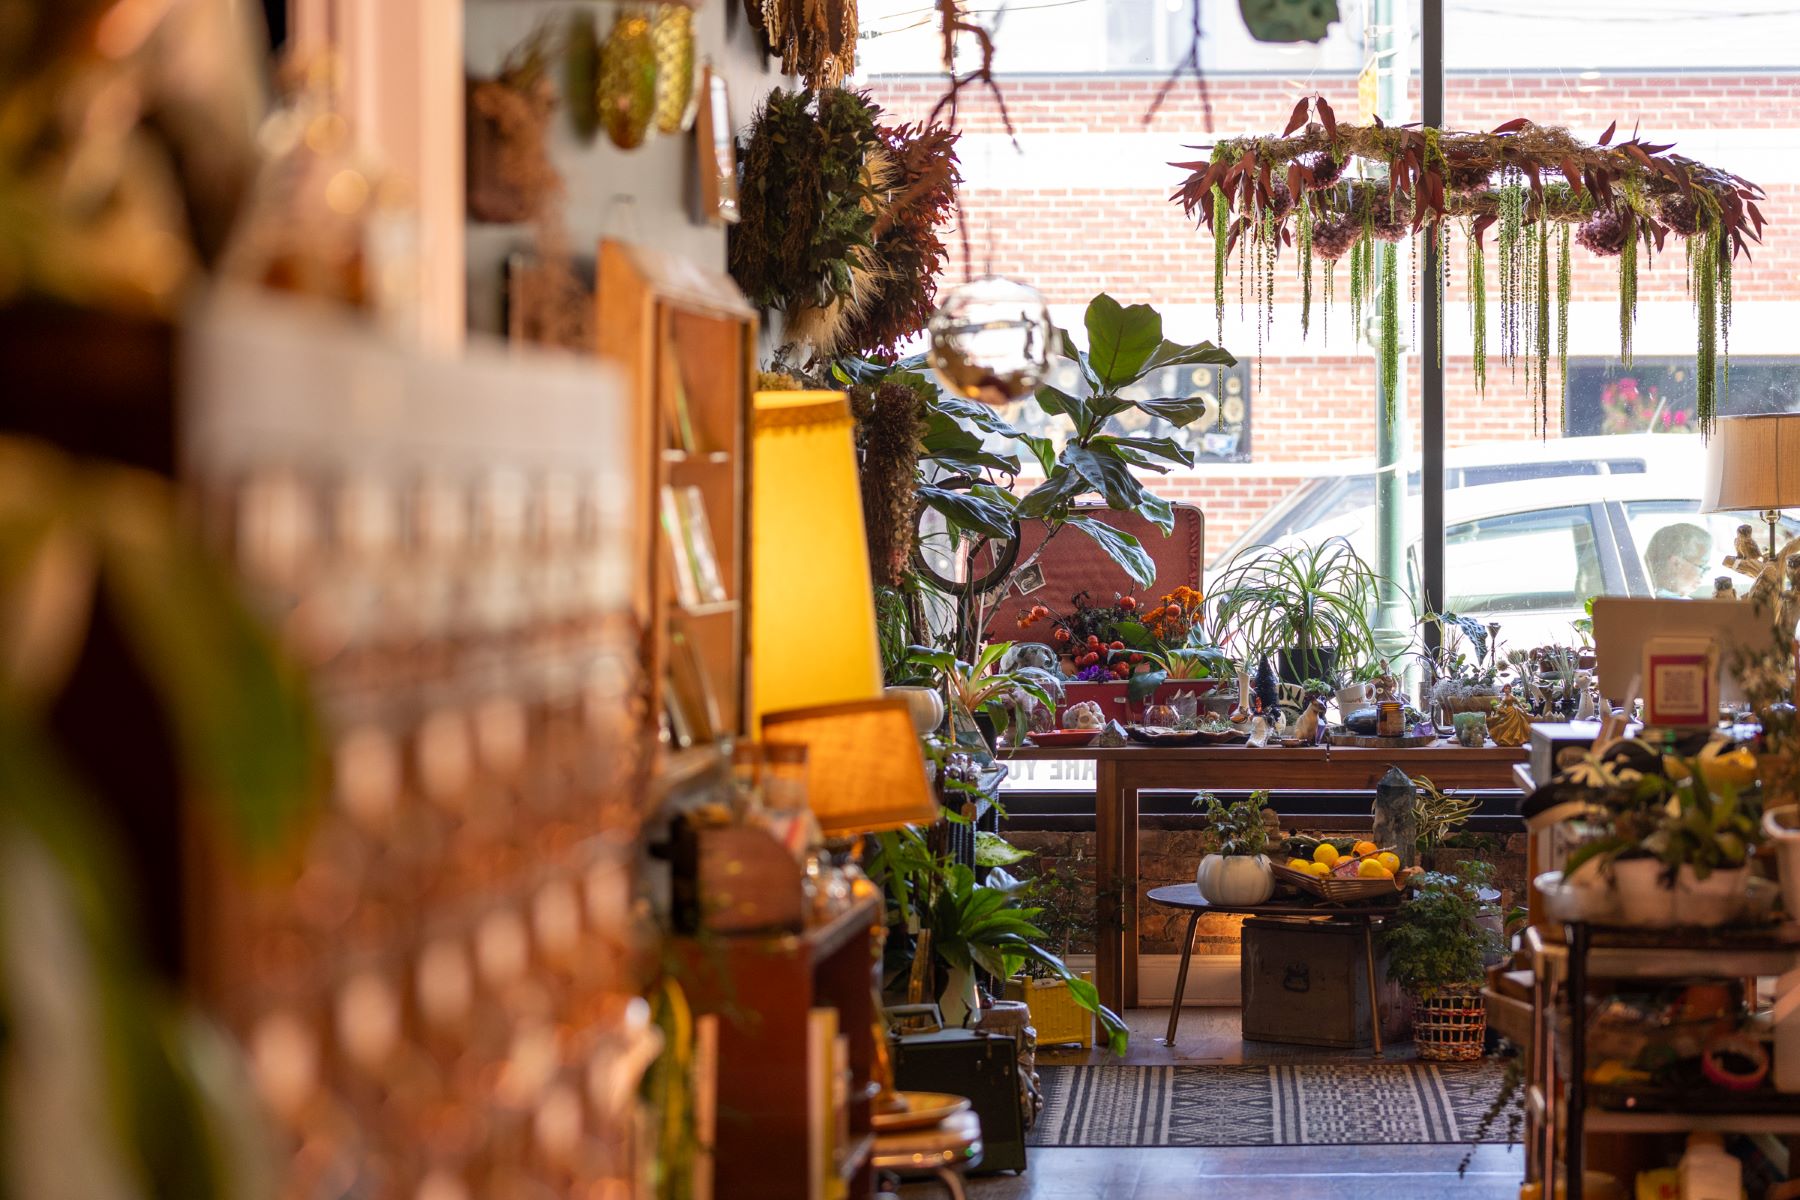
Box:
[1269, 840, 1423, 903]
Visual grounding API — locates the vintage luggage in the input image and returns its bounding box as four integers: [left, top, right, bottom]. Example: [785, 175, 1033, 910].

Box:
[892, 1028, 1026, 1173]
[1239, 917, 1410, 1048]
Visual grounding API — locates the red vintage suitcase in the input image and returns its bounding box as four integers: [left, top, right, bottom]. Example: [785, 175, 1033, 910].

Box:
[978, 503, 1205, 645]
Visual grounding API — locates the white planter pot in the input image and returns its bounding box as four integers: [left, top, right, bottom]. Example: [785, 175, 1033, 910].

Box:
[1335, 683, 1371, 720]
[886, 685, 946, 736]
[1195, 853, 1275, 906]
[1764, 804, 1800, 923]
[1675, 864, 1750, 928]
[1612, 858, 1678, 928]
[940, 963, 979, 1028]
[1536, 870, 1619, 925]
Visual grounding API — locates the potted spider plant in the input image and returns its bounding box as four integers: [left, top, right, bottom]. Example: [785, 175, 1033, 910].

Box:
[905, 642, 1059, 750]
[1210, 538, 1380, 687]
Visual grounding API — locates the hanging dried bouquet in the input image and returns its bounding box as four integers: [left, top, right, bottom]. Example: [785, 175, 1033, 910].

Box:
[730, 88, 960, 361]
[1172, 99, 1767, 434]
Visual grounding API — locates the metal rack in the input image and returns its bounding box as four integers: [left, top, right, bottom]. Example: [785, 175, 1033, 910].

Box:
[1527, 922, 1800, 1199]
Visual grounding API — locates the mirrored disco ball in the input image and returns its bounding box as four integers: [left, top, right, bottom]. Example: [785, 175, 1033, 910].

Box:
[926, 276, 1053, 406]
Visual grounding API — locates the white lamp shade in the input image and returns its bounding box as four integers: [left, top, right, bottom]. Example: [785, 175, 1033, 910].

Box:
[1702, 413, 1800, 513]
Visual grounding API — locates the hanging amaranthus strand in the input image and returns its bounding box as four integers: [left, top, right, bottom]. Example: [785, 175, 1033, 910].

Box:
[1467, 219, 1487, 394]
[1619, 214, 1637, 366]
[1298, 195, 1314, 339]
[1212, 185, 1228, 339]
[1535, 216, 1551, 434]
[1696, 219, 1716, 434]
[1379, 241, 1400, 420]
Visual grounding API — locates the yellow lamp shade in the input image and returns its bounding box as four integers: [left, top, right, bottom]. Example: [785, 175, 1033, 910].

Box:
[761, 699, 938, 836]
[750, 391, 883, 727]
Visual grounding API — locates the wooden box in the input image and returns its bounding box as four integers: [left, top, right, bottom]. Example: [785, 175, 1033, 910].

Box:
[1239, 918, 1408, 1048]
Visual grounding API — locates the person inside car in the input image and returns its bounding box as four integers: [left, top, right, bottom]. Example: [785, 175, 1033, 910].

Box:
[1644, 522, 1714, 598]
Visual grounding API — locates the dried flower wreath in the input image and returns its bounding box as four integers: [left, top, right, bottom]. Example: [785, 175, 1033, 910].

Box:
[1172, 97, 1768, 434]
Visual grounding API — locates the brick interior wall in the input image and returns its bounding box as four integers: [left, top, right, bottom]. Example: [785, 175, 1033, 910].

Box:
[863, 70, 1800, 557]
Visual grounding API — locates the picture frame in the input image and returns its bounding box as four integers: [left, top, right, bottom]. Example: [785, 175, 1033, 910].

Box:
[693, 64, 739, 226]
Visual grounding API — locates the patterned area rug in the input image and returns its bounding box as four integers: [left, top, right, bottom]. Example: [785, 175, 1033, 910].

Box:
[1030, 1062, 1507, 1147]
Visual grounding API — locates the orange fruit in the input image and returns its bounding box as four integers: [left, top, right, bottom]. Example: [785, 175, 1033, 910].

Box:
[1353, 840, 1379, 858]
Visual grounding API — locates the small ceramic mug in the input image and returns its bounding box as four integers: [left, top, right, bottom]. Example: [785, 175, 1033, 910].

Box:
[1453, 711, 1488, 747]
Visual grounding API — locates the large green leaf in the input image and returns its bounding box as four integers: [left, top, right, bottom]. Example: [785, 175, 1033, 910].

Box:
[1067, 516, 1155, 587]
[1135, 396, 1212, 428]
[931, 392, 1031, 439]
[1015, 470, 1091, 521]
[918, 486, 1017, 540]
[1138, 492, 1176, 534]
[1061, 444, 1147, 512]
[1058, 327, 1099, 393]
[1019, 434, 1058, 477]
[1033, 384, 1091, 431]
[1092, 434, 1196, 469]
[1142, 338, 1238, 372]
[1084, 294, 1163, 391]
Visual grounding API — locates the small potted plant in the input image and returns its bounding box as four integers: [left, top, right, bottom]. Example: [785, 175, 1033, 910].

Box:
[1421, 612, 1506, 724]
[1005, 859, 1102, 1048]
[1380, 865, 1501, 1060]
[1209, 538, 1380, 686]
[906, 642, 1059, 751]
[1192, 791, 1276, 905]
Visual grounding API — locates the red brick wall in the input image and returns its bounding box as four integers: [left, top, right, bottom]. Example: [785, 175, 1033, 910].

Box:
[865, 71, 1800, 558]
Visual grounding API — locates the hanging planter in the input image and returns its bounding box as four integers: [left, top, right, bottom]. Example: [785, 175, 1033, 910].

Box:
[467, 29, 560, 223]
[1173, 101, 1767, 435]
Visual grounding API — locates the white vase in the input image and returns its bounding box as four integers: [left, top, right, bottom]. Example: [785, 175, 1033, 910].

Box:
[1675, 864, 1750, 927]
[1195, 853, 1275, 906]
[1612, 858, 1678, 928]
[886, 685, 946, 736]
[940, 963, 979, 1028]
[1764, 804, 1800, 923]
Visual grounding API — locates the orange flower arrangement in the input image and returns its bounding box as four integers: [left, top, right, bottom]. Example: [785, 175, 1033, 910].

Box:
[1145, 586, 1205, 645]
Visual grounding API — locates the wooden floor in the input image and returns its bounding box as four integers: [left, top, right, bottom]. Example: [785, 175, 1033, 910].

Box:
[895, 1007, 1524, 1199]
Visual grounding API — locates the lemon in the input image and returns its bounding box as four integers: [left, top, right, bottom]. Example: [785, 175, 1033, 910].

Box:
[1357, 859, 1394, 879]
[1353, 840, 1378, 858]
[1312, 843, 1339, 867]
[1307, 861, 1331, 878]
[1286, 858, 1309, 871]
[1376, 851, 1401, 872]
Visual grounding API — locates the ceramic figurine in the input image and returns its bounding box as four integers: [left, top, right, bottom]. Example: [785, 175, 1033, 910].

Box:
[1575, 681, 1597, 721]
[1713, 575, 1738, 600]
[1293, 695, 1326, 744]
[1488, 687, 1532, 747]
[1371, 766, 1419, 869]
[1734, 523, 1765, 563]
[1247, 714, 1271, 747]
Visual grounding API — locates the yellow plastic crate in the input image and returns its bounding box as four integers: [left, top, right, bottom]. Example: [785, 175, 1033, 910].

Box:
[1005, 972, 1093, 1048]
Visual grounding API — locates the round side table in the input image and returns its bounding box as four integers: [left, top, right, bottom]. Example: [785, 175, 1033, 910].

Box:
[873, 1108, 983, 1199]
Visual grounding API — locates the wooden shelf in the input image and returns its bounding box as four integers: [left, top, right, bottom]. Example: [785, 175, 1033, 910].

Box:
[675, 599, 741, 619]
[662, 448, 734, 464]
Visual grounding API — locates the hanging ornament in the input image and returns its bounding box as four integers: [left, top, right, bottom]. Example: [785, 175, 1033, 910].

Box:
[599, 7, 658, 150]
[926, 276, 1053, 407]
[563, 10, 602, 144]
[651, 5, 698, 135]
[1238, 0, 1340, 43]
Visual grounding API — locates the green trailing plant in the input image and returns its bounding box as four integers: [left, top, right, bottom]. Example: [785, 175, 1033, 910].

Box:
[1555, 220, 1570, 425]
[1618, 209, 1637, 366]
[1466, 217, 1487, 392]
[926, 864, 1129, 1054]
[1378, 238, 1399, 420]
[1380, 863, 1500, 997]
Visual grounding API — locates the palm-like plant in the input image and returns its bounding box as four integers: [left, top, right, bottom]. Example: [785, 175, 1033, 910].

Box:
[1211, 537, 1381, 683]
[926, 865, 1128, 1055]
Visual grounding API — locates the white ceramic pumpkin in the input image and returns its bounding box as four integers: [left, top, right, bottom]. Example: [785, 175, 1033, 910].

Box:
[1195, 853, 1275, 905]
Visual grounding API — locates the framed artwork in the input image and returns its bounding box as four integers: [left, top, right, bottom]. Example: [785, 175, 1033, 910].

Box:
[693, 64, 739, 226]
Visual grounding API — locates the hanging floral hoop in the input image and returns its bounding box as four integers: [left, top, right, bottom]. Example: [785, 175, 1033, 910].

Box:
[1170, 97, 1768, 434]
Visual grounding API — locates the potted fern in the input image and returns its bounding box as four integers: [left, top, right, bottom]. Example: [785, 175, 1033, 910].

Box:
[1380, 865, 1501, 1060]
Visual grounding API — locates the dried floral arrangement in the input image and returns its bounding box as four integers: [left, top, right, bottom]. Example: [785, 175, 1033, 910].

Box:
[1171, 98, 1769, 434]
[745, 0, 857, 89]
[468, 26, 561, 224]
[731, 88, 961, 360]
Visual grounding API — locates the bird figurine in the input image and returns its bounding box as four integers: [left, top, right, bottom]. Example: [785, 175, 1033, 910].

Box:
[1488, 687, 1533, 748]
[1293, 695, 1326, 744]
[1713, 575, 1738, 600]
[1734, 522, 1765, 564]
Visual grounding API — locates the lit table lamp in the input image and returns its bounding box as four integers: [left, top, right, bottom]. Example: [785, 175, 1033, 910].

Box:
[1703, 413, 1800, 563]
[750, 389, 936, 833]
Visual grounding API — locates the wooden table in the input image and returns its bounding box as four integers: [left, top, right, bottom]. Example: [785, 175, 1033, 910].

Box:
[1008, 742, 1527, 1012]
[1146, 883, 1401, 1055]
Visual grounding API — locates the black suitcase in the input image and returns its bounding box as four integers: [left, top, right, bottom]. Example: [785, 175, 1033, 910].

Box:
[892, 1028, 1026, 1173]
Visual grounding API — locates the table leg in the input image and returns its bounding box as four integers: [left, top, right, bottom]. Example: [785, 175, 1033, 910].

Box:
[1121, 767, 1141, 1010]
[1362, 917, 1384, 1058]
[1165, 910, 1201, 1046]
[934, 1168, 967, 1200]
[1094, 758, 1122, 1013]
